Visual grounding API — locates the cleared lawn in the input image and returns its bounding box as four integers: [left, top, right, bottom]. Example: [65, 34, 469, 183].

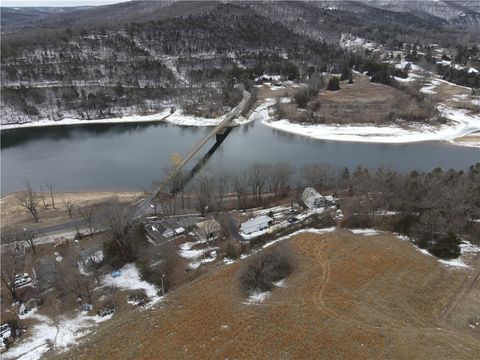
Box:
[60, 230, 479, 360]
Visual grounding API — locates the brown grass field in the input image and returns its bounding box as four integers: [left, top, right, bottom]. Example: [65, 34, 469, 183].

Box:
[0, 191, 140, 232]
[57, 230, 479, 360]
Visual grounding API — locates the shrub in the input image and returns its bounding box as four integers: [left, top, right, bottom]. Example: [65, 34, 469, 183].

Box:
[429, 232, 461, 259]
[310, 213, 336, 228]
[326, 77, 340, 91]
[127, 290, 149, 306]
[393, 214, 418, 235]
[342, 214, 373, 229]
[340, 65, 351, 81]
[294, 88, 310, 108]
[226, 242, 239, 260]
[239, 246, 294, 294]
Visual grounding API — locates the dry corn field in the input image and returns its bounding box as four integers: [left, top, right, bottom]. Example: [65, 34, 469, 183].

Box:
[62, 230, 479, 360]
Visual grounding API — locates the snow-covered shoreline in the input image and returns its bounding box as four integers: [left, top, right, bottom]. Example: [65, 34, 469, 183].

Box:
[262, 106, 480, 146]
[0, 95, 266, 131]
[3, 95, 479, 148]
[0, 107, 231, 131]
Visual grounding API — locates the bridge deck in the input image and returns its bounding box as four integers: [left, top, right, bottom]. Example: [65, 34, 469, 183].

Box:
[148, 89, 250, 201]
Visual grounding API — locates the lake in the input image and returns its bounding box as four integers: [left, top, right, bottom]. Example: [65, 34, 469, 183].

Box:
[1, 120, 479, 194]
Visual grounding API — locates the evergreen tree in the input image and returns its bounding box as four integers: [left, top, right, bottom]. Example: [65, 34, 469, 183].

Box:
[326, 77, 340, 91]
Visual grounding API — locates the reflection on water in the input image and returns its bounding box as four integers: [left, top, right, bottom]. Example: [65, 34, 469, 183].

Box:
[1, 122, 203, 149]
[1, 120, 479, 194]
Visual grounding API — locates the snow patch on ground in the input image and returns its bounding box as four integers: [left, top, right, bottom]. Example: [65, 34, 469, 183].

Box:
[179, 240, 218, 270]
[3, 311, 113, 360]
[420, 80, 440, 94]
[245, 290, 270, 304]
[438, 258, 469, 268]
[237, 98, 276, 126]
[394, 234, 478, 268]
[101, 263, 158, 299]
[254, 74, 282, 82]
[262, 227, 336, 249]
[340, 34, 378, 51]
[375, 210, 398, 216]
[273, 279, 286, 287]
[349, 228, 381, 236]
[223, 258, 236, 265]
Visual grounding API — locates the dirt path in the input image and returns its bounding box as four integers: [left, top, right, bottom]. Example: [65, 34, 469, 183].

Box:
[440, 264, 480, 324]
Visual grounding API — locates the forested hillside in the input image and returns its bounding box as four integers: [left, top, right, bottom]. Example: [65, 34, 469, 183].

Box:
[1, 0, 479, 125]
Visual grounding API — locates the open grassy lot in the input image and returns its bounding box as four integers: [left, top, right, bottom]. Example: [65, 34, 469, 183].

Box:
[1, 191, 140, 233]
[60, 230, 479, 360]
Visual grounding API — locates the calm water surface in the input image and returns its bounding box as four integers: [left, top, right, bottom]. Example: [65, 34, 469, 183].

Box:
[1, 120, 479, 194]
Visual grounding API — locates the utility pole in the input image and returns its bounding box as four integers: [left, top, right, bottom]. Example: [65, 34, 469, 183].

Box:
[161, 273, 165, 296]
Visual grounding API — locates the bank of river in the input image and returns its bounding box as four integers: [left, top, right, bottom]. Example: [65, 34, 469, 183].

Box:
[2, 117, 479, 195]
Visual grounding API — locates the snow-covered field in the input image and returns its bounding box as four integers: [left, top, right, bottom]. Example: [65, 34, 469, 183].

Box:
[3, 311, 112, 360]
[3, 263, 162, 360]
[263, 105, 480, 145]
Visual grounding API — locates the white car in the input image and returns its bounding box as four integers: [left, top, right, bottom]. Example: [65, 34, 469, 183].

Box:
[13, 274, 32, 288]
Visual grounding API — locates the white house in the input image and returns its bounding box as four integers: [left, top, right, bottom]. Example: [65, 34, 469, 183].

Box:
[240, 215, 273, 235]
[302, 187, 331, 209]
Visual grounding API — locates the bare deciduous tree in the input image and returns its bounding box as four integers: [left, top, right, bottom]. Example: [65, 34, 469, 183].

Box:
[233, 170, 249, 210]
[46, 182, 55, 209]
[248, 163, 270, 205]
[194, 173, 214, 216]
[23, 229, 37, 254]
[214, 169, 229, 211]
[270, 162, 293, 199]
[63, 198, 76, 219]
[17, 178, 40, 223]
[1, 236, 25, 301]
[78, 205, 98, 240]
[101, 201, 140, 259]
[54, 254, 95, 304]
[39, 185, 47, 210]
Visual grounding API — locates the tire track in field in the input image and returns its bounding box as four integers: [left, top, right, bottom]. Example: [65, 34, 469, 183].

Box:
[308, 235, 480, 357]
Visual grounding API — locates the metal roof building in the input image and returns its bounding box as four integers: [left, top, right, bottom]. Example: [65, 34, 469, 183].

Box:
[240, 215, 273, 235]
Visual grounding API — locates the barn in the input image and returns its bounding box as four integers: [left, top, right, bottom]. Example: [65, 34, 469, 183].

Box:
[240, 216, 273, 235]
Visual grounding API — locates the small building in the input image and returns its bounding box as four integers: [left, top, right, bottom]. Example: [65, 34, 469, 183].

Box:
[145, 218, 184, 244]
[240, 216, 273, 235]
[302, 187, 331, 209]
[195, 218, 222, 242]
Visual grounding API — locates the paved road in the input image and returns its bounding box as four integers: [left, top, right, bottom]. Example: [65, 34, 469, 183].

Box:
[218, 213, 243, 241]
[29, 219, 87, 235]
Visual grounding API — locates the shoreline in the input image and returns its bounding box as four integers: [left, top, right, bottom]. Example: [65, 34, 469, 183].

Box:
[0, 96, 268, 132]
[262, 106, 480, 147]
[0, 108, 230, 131]
[0, 90, 252, 131]
[2, 99, 479, 148]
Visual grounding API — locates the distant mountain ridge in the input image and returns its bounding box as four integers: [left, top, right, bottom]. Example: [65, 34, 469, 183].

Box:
[1, 1, 478, 126]
[1, 0, 480, 34]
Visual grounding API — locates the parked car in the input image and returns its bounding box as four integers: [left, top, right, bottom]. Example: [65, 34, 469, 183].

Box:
[13, 273, 32, 289]
[98, 302, 115, 317]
